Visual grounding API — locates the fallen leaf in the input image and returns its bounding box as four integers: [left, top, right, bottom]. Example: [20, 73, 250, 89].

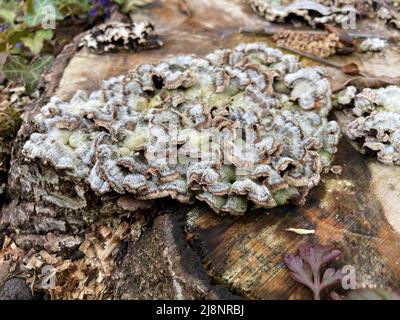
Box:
[285, 243, 343, 300]
[39, 250, 58, 265]
[324, 24, 354, 46]
[340, 62, 361, 76]
[286, 228, 315, 235]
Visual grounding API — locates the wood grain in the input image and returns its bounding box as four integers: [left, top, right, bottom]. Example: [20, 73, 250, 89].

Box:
[186, 140, 400, 299]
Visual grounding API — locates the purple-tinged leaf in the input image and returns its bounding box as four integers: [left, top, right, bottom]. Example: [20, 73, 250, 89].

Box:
[284, 254, 314, 289]
[298, 243, 341, 273]
[321, 268, 343, 290]
[285, 243, 343, 300]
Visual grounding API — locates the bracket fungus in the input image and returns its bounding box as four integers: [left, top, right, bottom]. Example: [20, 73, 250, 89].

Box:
[79, 21, 163, 54]
[22, 43, 340, 215]
[248, 0, 357, 28]
[359, 38, 388, 53]
[336, 85, 400, 165]
[378, 4, 400, 30]
[248, 0, 400, 30]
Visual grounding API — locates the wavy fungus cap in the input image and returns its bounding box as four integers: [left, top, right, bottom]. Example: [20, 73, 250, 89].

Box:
[248, 0, 357, 28]
[22, 43, 340, 215]
[340, 86, 400, 165]
[79, 21, 163, 54]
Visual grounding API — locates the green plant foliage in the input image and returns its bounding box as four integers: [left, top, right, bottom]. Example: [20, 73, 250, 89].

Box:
[0, 1, 20, 26]
[113, 0, 152, 13]
[0, 0, 143, 92]
[21, 29, 53, 54]
[3, 54, 54, 93]
[55, 0, 90, 18]
[0, 0, 96, 92]
[24, 0, 63, 27]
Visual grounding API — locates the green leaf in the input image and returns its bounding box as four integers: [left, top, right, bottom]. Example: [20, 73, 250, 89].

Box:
[7, 29, 31, 45]
[54, 0, 90, 17]
[3, 54, 54, 93]
[0, 0, 19, 26]
[24, 0, 63, 27]
[0, 9, 16, 25]
[21, 29, 53, 54]
[113, 0, 151, 13]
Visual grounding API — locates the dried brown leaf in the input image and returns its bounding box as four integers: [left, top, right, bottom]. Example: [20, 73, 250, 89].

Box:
[324, 24, 354, 47]
[340, 63, 361, 76]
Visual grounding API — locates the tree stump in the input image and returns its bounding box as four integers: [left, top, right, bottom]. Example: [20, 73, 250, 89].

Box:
[1, 0, 400, 299]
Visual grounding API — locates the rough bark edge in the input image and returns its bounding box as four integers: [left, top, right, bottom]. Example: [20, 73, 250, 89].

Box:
[111, 209, 239, 299]
[8, 33, 83, 177]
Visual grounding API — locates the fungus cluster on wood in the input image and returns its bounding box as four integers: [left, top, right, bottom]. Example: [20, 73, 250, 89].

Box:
[359, 38, 388, 53]
[378, 3, 400, 29]
[248, 0, 400, 30]
[79, 21, 163, 54]
[248, 0, 357, 28]
[336, 85, 400, 165]
[22, 43, 340, 215]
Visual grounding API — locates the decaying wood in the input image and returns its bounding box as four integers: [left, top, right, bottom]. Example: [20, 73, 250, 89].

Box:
[0, 278, 32, 300]
[112, 210, 237, 299]
[186, 141, 400, 299]
[0, 0, 257, 299]
[1, 0, 400, 299]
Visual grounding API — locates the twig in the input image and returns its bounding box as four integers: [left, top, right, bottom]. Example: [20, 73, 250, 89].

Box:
[240, 26, 275, 36]
[276, 44, 368, 77]
[240, 26, 400, 42]
[277, 45, 341, 68]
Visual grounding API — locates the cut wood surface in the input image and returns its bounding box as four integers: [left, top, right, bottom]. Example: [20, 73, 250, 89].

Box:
[186, 140, 400, 299]
[2, 0, 400, 299]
